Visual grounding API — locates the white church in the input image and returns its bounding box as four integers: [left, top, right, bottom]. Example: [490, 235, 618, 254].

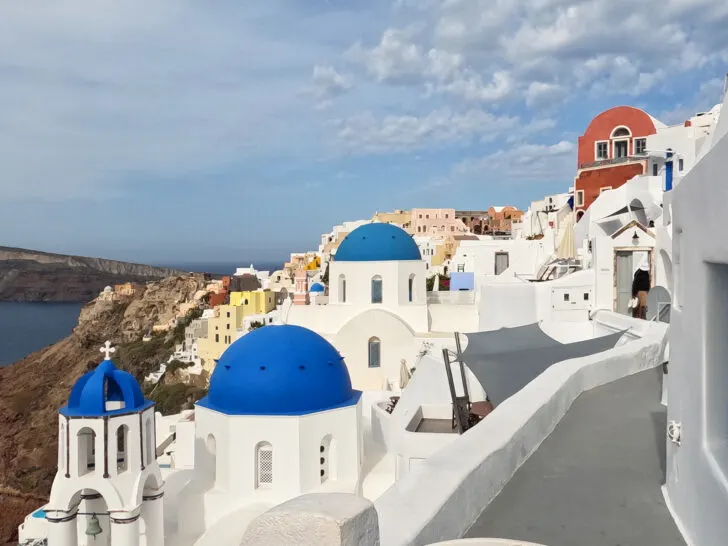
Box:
[21, 326, 376, 546]
[282, 222, 479, 391]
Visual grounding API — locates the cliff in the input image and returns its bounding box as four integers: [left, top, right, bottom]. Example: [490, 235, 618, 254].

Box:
[0, 246, 189, 302]
[0, 275, 209, 545]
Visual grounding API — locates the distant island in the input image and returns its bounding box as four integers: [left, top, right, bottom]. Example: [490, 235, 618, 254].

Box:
[0, 246, 190, 302]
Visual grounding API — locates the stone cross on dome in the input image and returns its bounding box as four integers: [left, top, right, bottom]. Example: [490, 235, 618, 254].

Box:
[100, 340, 116, 360]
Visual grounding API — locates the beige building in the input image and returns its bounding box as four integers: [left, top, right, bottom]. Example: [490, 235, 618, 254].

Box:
[372, 209, 414, 234]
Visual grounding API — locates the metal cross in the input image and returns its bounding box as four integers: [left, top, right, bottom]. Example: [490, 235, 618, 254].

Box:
[100, 340, 116, 360]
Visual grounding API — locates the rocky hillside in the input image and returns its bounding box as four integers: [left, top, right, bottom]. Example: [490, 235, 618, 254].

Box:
[0, 246, 188, 302]
[0, 275, 209, 545]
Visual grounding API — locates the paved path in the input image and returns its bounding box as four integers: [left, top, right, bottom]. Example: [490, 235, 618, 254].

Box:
[466, 368, 685, 546]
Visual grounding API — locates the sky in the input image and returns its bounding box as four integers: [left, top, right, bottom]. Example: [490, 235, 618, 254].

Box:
[1, 0, 727, 264]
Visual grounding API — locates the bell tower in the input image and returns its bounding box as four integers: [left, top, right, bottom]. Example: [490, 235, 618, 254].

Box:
[45, 341, 165, 546]
[293, 265, 310, 306]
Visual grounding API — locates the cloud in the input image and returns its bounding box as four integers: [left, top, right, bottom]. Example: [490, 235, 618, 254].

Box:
[334, 108, 518, 153]
[0, 1, 333, 200]
[455, 140, 576, 183]
[308, 64, 352, 108]
[658, 77, 726, 124]
[335, 0, 728, 109]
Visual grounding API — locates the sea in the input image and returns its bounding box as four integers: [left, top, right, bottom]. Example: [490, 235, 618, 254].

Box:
[0, 261, 284, 367]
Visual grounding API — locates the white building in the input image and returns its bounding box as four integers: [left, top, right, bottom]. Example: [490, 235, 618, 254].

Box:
[175, 324, 364, 540]
[663, 87, 728, 546]
[511, 192, 572, 240]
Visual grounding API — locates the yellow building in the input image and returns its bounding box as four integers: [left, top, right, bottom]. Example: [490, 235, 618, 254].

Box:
[197, 293, 278, 373]
[197, 305, 247, 373]
[228, 289, 276, 315]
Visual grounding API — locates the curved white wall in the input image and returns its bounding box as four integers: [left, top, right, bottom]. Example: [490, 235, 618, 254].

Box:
[374, 317, 667, 546]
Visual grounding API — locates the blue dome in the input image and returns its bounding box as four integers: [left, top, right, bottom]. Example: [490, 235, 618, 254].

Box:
[198, 325, 359, 416]
[334, 223, 421, 262]
[310, 283, 325, 293]
[61, 358, 152, 417]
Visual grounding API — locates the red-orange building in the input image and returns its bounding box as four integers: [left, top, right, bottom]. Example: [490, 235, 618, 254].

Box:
[574, 106, 663, 217]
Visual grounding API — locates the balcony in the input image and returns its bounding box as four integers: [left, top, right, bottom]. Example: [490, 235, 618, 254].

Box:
[579, 153, 648, 170]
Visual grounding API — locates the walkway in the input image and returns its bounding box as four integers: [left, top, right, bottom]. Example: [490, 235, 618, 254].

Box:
[466, 367, 685, 546]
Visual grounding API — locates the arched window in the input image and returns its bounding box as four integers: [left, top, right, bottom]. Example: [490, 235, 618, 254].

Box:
[145, 419, 154, 465]
[206, 434, 217, 485]
[368, 337, 381, 368]
[338, 274, 346, 303]
[77, 427, 96, 476]
[116, 425, 129, 473]
[408, 275, 415, 302]
[320, 435, 338, 483]
[256, 442, 273, 488]
[371, 276, 383, 304]
[611, 126, 631, 138]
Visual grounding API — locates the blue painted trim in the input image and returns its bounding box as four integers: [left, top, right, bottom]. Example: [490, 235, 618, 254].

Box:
[665, 151, 674, 191]
[196, 390, 362, 416]
[32, 509, 47, 519]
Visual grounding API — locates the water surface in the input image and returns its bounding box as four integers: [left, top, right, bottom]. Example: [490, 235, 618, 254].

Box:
[0, 302, 82, 366]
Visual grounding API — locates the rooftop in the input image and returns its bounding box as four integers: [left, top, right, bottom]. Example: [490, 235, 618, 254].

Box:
[466, 367, 684, 546]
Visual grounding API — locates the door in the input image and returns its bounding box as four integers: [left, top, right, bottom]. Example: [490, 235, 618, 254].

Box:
[495, 252, 509, 275]
[615, 250, 648, 314]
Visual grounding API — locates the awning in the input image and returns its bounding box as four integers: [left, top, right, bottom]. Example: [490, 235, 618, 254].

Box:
[604, 203, 646, 218]
[460, 325, 626, 405]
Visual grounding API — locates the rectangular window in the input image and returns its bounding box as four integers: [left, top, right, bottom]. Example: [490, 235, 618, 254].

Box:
[226, 312, 230, 318]
[226, 323, 230, 330]
[495, 252, 509, 275]
[679, 158, 684, 171]
[575, 190, 585, 207]
[563, 293, 570, 302]
[371, 278, 383, 304]
[653, 163, 659, 176]
[215, 334, 219, 343]
[457, 264, 465, 272]
[368, 339, 381, 368]
[596, 141, 609, 159]
[634, 138, 647, 154]
[258, 446, 273, 486]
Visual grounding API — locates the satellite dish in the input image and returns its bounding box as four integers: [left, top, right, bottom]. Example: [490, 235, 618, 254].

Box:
[647, 286, 671, 323]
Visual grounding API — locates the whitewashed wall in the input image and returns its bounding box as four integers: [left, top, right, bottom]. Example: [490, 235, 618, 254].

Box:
[374, 317, 668, 546]
[665, 98, 728, 546]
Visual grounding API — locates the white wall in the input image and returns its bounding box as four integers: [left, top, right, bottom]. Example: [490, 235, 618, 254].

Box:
[665, 101, 728, 546]
[374, 317, 668, 546]
[179, 402, 361, 536]
[371, 351, 486, 479]
[476, 270, 596, 332]
[450, 237, 555, 279]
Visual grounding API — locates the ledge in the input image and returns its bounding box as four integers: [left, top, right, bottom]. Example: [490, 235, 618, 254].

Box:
[374, 316, 668, 545]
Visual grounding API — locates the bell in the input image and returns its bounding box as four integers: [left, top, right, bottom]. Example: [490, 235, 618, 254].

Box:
[85, 514, 103, 540]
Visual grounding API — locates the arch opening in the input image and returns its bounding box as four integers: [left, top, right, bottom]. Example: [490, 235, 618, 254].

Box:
[255, 442, 273, 489]
[77, 427, 96, 477]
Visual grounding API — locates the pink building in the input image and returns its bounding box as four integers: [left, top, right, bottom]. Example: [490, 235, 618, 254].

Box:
[411, 208, 468, 236]
[293, 266, 309, 306]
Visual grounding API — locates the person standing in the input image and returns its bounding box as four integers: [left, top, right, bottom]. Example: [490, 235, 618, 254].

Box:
[632, 259, 651, 319]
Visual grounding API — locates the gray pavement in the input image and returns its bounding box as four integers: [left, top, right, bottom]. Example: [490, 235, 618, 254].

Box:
[466, 367, 686, 546]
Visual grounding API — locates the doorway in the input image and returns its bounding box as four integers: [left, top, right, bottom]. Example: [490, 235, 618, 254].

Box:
[615, 249, 649, 315]
[614, 140, 629, 158]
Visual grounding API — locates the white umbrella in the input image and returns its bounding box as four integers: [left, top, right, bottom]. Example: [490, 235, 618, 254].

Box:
[399, 359, 412, 390]
[556, 218, 577, 260]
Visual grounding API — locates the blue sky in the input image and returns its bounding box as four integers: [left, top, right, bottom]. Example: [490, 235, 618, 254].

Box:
[1, 0, 727, 264]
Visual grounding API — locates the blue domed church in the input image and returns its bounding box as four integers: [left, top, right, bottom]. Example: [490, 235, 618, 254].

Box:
[176, 324, 363, 538]
[284, 222, 429, 391]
